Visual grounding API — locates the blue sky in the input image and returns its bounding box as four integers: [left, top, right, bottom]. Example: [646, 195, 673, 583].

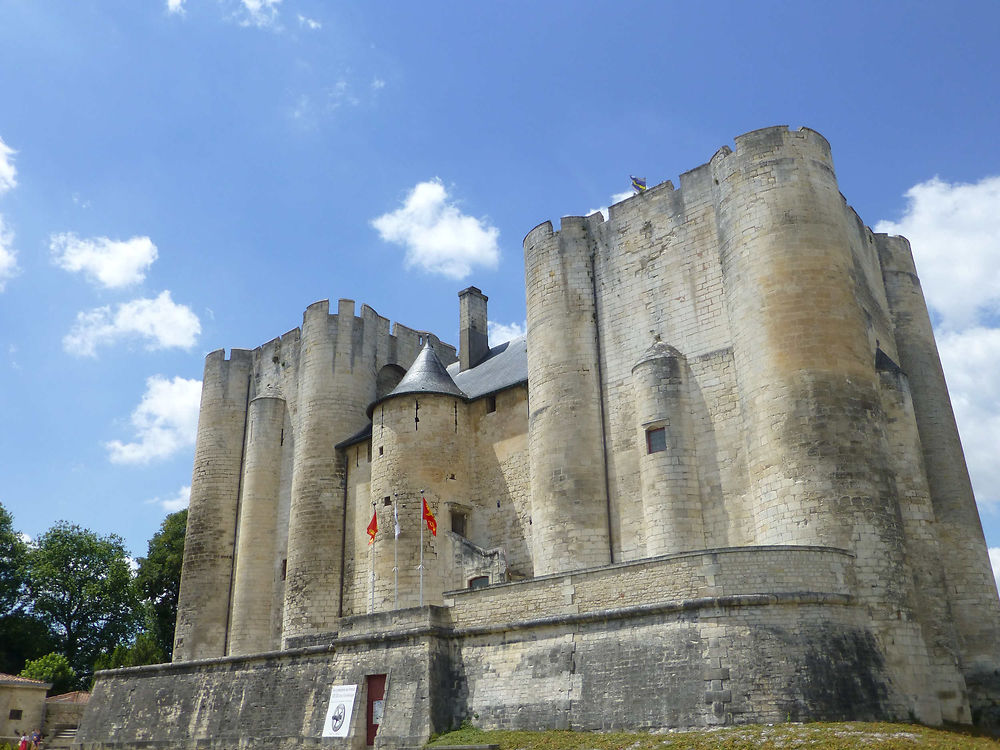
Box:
[1, 1, 999, 586]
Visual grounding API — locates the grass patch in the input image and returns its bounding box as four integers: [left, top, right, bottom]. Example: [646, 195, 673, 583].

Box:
[426, 721, 1000, 749]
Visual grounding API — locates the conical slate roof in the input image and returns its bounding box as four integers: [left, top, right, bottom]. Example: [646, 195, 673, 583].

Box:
[368, 341, 466, 418]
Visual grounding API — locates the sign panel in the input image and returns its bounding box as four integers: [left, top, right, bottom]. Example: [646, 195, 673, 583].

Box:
[322, 684, 358, 738]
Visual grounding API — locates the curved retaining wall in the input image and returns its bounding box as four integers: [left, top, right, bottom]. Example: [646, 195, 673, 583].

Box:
[81, 546, 908, 749]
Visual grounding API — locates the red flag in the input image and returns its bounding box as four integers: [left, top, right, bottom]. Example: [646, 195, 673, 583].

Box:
[367, 510, 378, 545]
[422, 497, 437, 536]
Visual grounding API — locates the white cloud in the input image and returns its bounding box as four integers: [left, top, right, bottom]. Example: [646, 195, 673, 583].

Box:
[51, 232, 158, 288]
[371, 78, 386, 91]
[64, 290, 201, 357]
[0, 136, 16, 195]
[372, 179, 500, 280]
[107, 376, 202, 464]
[488, 320, 526, 346]
[936, 327, 1000, 509]
[297, 13, 321, 29]
[328, 79, 359, 110]
[147, 485, 191, 512]
[166, 0, 185, 14]
[990, 548, 1000, 591]
[875, 176, 1000, 332]
[240, 0, 281, 27]
[0, 215, 18, 291]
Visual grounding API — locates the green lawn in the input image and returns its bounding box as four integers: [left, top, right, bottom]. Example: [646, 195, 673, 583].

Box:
[426, 722, 1000, 749]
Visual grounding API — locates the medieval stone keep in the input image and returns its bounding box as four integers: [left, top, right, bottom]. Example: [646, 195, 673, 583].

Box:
[79, 126, 1000, 749]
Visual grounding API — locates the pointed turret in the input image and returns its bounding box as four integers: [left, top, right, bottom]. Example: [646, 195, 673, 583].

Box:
[385, 340, 466, 401]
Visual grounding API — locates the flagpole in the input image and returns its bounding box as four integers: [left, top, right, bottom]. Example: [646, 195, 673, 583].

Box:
[369, 501, 375, 614]
[419, 490, 425, 607]
[393, 493, 399, 610]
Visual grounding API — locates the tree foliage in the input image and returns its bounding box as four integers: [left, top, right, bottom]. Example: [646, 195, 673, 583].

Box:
[20, 651, 76, 694]
[0, 502, 53, 674]
[134, 509, 186, 660]
[94, 631, 165, 673]
[24, 522, 141, 683]
[0, 502, 27, 614]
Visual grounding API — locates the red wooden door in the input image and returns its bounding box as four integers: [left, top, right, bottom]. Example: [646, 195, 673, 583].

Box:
[366, 674, 386, 746]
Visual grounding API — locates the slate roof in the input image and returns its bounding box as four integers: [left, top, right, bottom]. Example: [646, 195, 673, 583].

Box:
[447, 336, 527, 399]
[385, 341, 466, 400]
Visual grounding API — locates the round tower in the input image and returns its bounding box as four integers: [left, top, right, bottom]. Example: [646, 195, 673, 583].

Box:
[877, 232, 1000, 720]
[711, 126, 936, 721]
[523, 217, 611, 575]
[711, 126, 883, 549]
[368, 341, 466, 610]
[282, 300, 340, 643]
[228, 394, 285, 656]
[631, 340, 705, 556]
[173, 348, 251, 662]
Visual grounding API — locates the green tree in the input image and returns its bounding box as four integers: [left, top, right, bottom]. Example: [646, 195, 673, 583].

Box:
[24, 522, 141, 684]
[93, 631, 165, 674]
[0, 613, 56, 676]
[0, 502, 27, 615]
[20, 651, 76, 694]
[0, 503, 53, 674]
[134, 509, 186, 660]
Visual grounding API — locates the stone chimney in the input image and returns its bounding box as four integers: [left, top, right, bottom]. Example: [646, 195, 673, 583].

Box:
[458, 286, 489, 371]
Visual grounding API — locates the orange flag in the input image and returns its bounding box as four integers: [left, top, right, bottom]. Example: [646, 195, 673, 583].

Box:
[367, 509, 378, 545]
[422, 497, 437, 536]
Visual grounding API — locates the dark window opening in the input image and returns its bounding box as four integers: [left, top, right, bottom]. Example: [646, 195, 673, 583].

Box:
[414, 399, 420, 430]
[451, 510, 467, 537]
[9, 709, 23, 721]
[468, 576, 489, 590]
[281, 559, 287, 580]
[383, 496, 392, 507]
[486, 395, 496, 413]
[280, 428, 284, 446]
[647, 426, 667, 454]
[379, 446, 384, 456]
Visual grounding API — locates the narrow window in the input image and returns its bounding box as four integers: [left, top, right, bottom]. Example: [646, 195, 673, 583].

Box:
[379, 446, 384, 456]
[280, 428, 284, 446]
[468, 576, 489, 590]
[646, 426, 666, 454]
[450, 510, 467, 537]
[281, 559, 287, 580]
[486, 395, 496, 413]
[414, 399, 420, 430]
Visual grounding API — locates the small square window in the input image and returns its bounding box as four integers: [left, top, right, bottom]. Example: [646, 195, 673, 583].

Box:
[383, 496, 392, 507]
[9, 709, 22, 721]
[646, 427, 666, 454]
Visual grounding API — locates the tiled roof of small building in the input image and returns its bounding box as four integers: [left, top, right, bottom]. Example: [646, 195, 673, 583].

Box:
[47, 690, 90, 703]
[0, 672, 51, 688]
